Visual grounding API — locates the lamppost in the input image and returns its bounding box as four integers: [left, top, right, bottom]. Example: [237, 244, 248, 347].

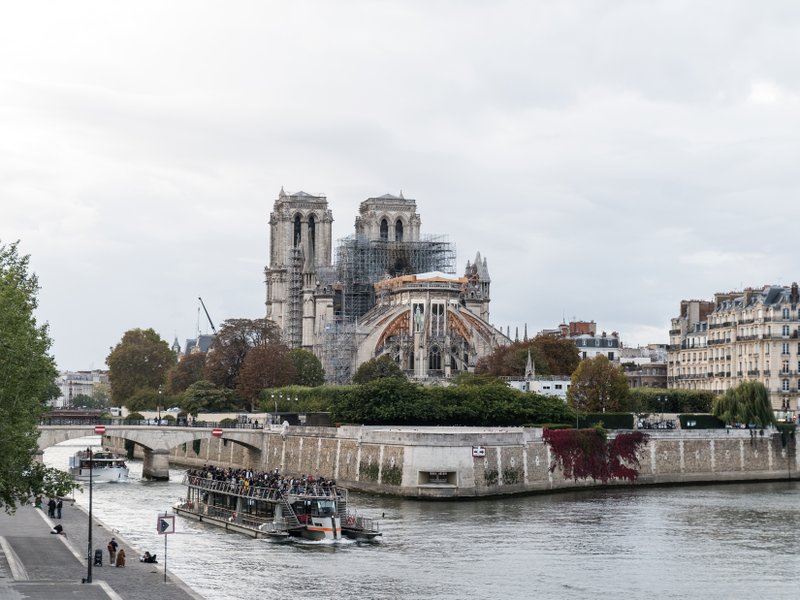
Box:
[86, 448, 93, 583]
[157, 386, 162, 425]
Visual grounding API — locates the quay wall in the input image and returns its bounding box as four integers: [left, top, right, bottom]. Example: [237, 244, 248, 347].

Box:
[106, 427, 799, 498]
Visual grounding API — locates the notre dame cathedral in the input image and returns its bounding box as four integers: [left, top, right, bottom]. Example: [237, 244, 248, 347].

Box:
[264, 188, 508, 383]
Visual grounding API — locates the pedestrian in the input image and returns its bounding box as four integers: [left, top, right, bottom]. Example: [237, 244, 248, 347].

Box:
[56, 498, 63, 519]
[115, 548, 126, 567]
[108, 537, 118, 564]
[47, 497, 56, 518]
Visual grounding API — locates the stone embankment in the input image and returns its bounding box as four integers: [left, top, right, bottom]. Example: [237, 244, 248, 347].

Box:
[107, 425, 798, 498]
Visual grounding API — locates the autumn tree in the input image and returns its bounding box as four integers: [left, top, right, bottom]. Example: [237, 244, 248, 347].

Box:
[288, 348, 325, 387]
[167, 351, 207, 394]
[236, 344, 296, 411]
[204, 318, 281, 389]
[0, 240, 76, 510]
[475, 336, 580, 378]
[711, 381, 776, 428]
[352, 354, 406, 384]
[106, 328, 176, 406]
[567, 355, 630, 413]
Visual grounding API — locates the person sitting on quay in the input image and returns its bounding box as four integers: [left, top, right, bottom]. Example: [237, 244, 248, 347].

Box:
[140, 551, 158, 563]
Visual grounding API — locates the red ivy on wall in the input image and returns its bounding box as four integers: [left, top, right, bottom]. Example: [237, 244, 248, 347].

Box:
[542, 428, 649, 483]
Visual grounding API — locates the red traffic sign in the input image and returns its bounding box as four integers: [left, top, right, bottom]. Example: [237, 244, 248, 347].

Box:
[211, 428, 223, 437]
[94, 425, 106, 435]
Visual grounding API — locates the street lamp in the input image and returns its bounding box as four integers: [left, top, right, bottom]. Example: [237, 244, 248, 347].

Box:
[86, 448, 93, 583]
[157, 386, 162, 425]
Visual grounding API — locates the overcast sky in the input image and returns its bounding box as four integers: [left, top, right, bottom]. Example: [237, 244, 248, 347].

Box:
[2, 2, 800, 372]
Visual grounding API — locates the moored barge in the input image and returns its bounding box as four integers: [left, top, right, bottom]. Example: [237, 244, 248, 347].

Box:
[174, 471, 381, 541]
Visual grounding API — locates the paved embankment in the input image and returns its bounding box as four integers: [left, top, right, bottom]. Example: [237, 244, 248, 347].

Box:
[0, 500, 204, 600]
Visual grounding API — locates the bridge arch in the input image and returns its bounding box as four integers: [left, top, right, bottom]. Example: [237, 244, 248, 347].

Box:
[38, 426, 264, 480]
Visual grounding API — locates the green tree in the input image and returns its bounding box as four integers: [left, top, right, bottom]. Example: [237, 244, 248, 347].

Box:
[712, 381, 777, 428]
[106, 328, 176, 406]
[204, 318, 281, 389]
[183, 380, 237, 416]
[167, 351, 206, 394]
[352, 355, 406, 384]
[288, 349, 325, 386]
[0, 240, 76, 511]
[567, 355, 630, 413]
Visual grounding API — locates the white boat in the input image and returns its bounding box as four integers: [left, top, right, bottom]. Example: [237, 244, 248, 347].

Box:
[68, 449, 129, 483]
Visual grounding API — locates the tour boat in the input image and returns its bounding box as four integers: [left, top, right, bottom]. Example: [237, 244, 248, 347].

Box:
[175, 472, 382, 541]
[68, 449, 129, 483]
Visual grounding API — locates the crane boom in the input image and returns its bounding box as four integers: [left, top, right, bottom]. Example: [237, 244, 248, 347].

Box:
[198, 297, 217, 334]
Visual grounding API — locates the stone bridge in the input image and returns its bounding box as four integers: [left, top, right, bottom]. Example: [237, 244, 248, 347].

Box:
[37, 425, 263, 480]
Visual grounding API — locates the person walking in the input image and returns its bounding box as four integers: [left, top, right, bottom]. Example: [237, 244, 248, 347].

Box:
[107, 538, 118, 564]
[55, 498, 63, 519]
[115, 548, 126, 567]
[47, 497, 56, 518]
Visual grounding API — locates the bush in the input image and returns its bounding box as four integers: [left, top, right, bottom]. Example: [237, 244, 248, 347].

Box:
[124, 412, 144, 421]
[628, 388, 713, 413]
[219, 418, 238, 428]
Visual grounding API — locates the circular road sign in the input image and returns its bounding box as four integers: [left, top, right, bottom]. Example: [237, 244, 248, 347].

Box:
[94, 425, 106, 435]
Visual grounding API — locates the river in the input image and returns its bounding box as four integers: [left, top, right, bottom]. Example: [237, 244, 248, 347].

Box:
[45, 438, 800, 600]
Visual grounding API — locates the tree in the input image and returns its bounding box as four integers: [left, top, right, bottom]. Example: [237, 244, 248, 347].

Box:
[204, 318, 281, 389]
[236, 344, 296, 411]
[352, 355, 406, 384]
[0, 240, 76, 511]
[167, 351, 207, 394]
[183, 380, 237, 416]
[567, 355, 630, 413]
[106, 328, 176, 406]
[712, 381, 777, 428]
[475, 336, 580, 378]
[288, 349, 325, 386]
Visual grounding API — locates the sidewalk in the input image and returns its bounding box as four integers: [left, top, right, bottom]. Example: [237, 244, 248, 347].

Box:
[0, 501, 204, 600]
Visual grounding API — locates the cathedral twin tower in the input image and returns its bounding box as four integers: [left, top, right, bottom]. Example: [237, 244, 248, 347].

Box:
[264, 188, 506, 384]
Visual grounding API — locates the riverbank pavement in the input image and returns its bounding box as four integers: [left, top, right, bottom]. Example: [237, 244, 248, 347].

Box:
[0, 499, 205, 600]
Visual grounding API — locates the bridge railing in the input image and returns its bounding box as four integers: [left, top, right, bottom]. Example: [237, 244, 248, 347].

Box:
[39, 418, 266, 429]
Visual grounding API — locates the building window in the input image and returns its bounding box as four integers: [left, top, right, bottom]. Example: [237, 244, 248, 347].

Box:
[293, 214, 302, 246]
[783, 308, 790, 319]
[608, 352, 614, 360]
[308, 214, 316, 253]
[395, 219, 403, 242]
[783, 343, 790, 355]
[555, 384, 563, 390]
[783, 379, 790, 392]
[783, 325, 790, 336]
[380, 218, 389, 240]
[429, 346, 442, 371]
[783, 361, 790, 374]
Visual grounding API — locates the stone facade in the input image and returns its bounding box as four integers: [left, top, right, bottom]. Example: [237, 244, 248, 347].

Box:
[668, 284, 800, 415]
[101, 425, 799, 498]
[263, 189, 507, 382]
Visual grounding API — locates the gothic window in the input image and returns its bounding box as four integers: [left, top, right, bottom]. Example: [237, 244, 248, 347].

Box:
[308, 214, 316, 253]
[293, 214, 302, 247]
[431, 303, 444, 336]
[380, 219, 388, 240]
[408, 350, 414, 370]
[395, 219, 404, 241]
[429, 345, 442, 371]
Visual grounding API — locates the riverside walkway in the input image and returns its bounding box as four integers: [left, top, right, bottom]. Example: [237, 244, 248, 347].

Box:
[0, 501, 204, 600]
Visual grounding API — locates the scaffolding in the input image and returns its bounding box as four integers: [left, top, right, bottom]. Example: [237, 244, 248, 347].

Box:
[284, 247, 303, 348]
[333, 233, 456, 323]
[315, 234, 456, 383]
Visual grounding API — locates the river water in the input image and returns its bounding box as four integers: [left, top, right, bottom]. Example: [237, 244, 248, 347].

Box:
[45, 438, 800, 600]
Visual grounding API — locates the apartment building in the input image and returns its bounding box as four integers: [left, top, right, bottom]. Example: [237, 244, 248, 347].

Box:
[668, 283, 800, 414]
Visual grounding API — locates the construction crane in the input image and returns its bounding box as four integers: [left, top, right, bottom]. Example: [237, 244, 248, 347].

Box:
[198, 297, 217, 334]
